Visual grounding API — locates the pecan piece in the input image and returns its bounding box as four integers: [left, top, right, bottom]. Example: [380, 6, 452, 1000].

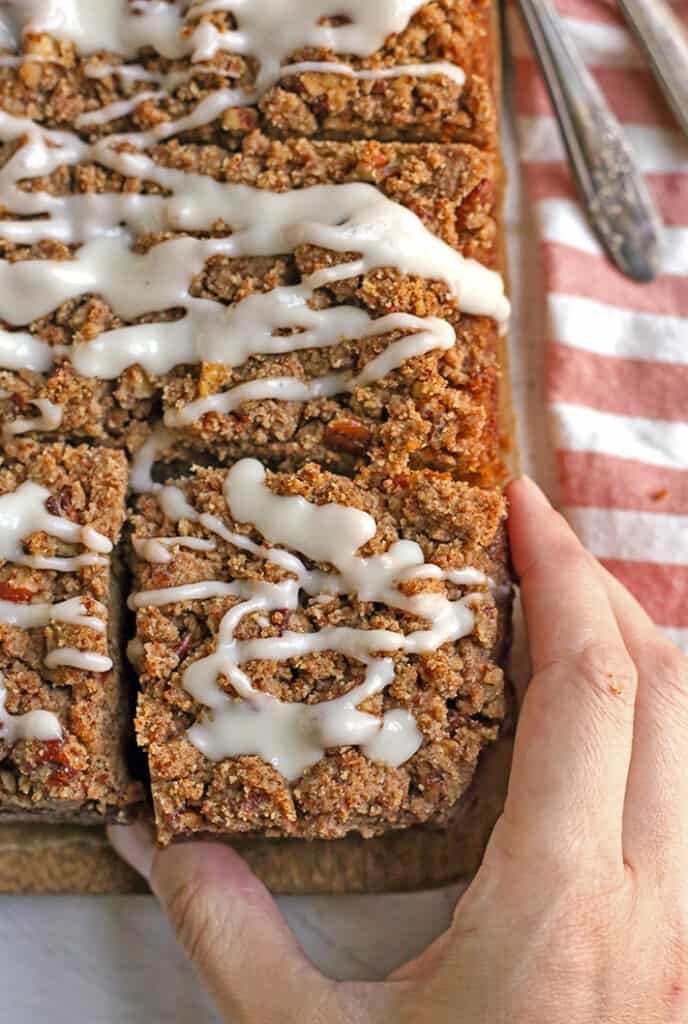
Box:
[0, 581, 35, 603]
[324, 417, 372, 454]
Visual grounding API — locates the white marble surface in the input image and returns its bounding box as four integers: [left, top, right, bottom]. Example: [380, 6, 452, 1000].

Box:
[0, 60, 559, 1024]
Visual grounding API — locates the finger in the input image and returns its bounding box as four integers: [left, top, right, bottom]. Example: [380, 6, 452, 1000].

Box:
[108, 823, 333, 1024]
[597, 569, 688, 873]
[509, 477, 630, 678]
[501, 478, 637, 865]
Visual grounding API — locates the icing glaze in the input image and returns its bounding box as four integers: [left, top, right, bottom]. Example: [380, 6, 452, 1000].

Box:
[0, 595, 106, 631]
[43, 647, 112, 672]
[132, 534, 216, 564]
[2, 397, 63, 438]
[0, 480, 110, 570]
[0, 672, 62, 743]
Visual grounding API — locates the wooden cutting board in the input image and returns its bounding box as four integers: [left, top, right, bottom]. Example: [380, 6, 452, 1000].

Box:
[0, 4, 517, 895]
[0, 730, 514, 893]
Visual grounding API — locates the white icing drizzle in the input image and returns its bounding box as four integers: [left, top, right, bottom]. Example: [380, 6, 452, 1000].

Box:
[81, 525, 113, 553]
[12, 169, 499, 319]
[0, 127, 507, 334]
[43, 647, 112, 672]
[2, 397, 63, 438]
[355, 708, 421, 766]
[132, 534, 216, 564]
[74, 89, 165, 128]
[128, 425, 176, 494]
[0, 328, 54, 372]
[0, 595, 106, 631]
[83, 59, 238, 87]
[0, 0, 190, 60]
[446, 566, 489, 586]
[0, 480, 110, 570]
[279, 59, 466, 88]
[128, 578, 239, 609]
[163, 313, 455, 428]
[0, 672, 62, 743]
[181, 0, 434, 68]
[0, 52, 62, 66]
[131, 458, 490, 780]
[74, 55, 461, 131]
[54, 595, 107, 630]
[157, 483, 200, 521]
[0, 153, 506, 423]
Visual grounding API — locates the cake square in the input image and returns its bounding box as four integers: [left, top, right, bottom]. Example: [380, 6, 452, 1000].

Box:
[0, 440, 141, 821]
[129, 458, 509, 844]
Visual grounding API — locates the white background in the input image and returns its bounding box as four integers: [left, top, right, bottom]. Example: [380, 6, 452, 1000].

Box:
[0, 69, 560, 1023]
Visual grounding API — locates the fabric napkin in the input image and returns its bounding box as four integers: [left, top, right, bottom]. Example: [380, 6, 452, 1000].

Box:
[508, 0, 688, 650]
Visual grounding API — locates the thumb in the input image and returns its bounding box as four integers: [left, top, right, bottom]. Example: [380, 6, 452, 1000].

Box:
[108, 822, 333, 1024]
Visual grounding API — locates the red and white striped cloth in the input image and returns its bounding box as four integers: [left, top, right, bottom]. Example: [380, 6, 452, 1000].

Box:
[508, 0, 688, 651]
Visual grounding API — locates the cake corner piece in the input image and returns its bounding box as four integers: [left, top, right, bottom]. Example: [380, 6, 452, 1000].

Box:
[0, 439, 143, 823]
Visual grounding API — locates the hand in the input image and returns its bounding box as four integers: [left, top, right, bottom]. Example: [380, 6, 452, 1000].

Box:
[110, 477, 688, 1023]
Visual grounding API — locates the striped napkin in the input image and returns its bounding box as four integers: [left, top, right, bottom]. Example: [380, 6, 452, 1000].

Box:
[508, 0, 688, 651]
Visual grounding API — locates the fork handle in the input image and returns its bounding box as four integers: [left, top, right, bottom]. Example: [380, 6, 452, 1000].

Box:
[517, 0, 662, 282]
[618, 0, 688, 138]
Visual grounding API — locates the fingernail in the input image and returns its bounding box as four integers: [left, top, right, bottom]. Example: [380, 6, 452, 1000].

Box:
[517, 475, 552, 508]
[108, 820, 156, 881]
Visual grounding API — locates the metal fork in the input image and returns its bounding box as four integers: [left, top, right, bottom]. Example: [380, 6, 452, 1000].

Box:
[617, 0, 688, 139]
[516, 0, 663, 282]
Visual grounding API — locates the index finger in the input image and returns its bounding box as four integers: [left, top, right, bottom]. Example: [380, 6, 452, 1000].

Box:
[497, 478, 637, 868]
[510, 478, 628, 680]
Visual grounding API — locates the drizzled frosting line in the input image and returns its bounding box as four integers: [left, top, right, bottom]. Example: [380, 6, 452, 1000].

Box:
[0, 672, 62, 744]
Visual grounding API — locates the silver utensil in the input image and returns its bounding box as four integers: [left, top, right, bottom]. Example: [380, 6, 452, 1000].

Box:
[618, 0, 688, 138]
[516, 0, 663, 282]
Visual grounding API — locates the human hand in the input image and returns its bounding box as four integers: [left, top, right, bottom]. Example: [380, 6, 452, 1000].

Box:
[110, 476, 688, 1023]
